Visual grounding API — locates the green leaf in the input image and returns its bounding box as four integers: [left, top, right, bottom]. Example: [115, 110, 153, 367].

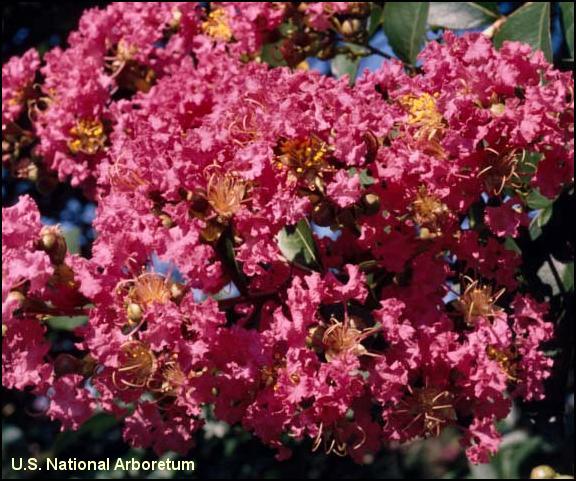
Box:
[560, 2, 574, 58]
[277, 219, 320, 268]
[331, 54, 360, 85]
[46, 315, 88, 330]
[428, 2, 499, 30]
[260, 41, 287, 67]
[494, 2, 552, 62]
[563, 261, 574, 291]
[349, 167, 376, 187]
[537, 204, 553, 227]
[529, 202, 553, 240]
[383, 2, 429, 65]
[368, 3, 384, 38]
[525, 189, 553, 210]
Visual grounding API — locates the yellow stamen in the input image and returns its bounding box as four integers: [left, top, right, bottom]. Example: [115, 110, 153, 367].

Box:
[454, 277, 505, 325]
[206, 171, 248, 218]
[129, 273, 171, 307]
[400, 93, 445, 141]
[202, 9, 233, 41]
[411, 186, 449, 238]
[67, 118, 106, 155]
[113, 341, 156, 389]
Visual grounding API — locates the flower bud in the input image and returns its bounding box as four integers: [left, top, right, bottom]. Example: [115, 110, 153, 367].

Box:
[530, 465, 557, 479]
[6, 290, 26, 307]
[39, 227, 67, 265]
[127, 303, 143, 323]
[170, 283, 186, 303]
[490, 103, 506, 116]
[339, 18, 362, 38]
[159, 213, 174, 228]
[361, 193, 380, 215]
[312, 201, 335, 227]
[54, 353, 82, 377]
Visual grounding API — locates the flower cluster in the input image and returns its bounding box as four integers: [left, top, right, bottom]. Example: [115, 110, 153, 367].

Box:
[2, 3, 574, 465]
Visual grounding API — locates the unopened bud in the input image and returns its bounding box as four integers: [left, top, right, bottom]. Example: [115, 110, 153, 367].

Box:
[159, 213, 174, 228]
[54, 353, 82, 377]
[312, 202, 334, 227]
[7, 290, 26, 306]
[361, 193, 380, 214]
[530, 465, 557, 479]
[170, 283, 186, 303]
[127, 303, 143, 323]
[340, 18, 362, 38]
[26, 163, 39, 182]
[39, 227, 67, 264]
[490, 103, 506, 116]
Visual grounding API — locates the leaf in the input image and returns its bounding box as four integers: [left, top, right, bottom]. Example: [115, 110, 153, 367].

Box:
[562, 262, 574, 291]
[260, 41, 287, 67]
[537, 204, 553, 228]
[525, 189, 553, 210]
[277, 219, 320, 268]
[383, 2, 429, 65]
[428, 2, 499, 30]
[529, 203, 553, 240]
[368, 3, 384, 38]
[494, 2, 552, 62]
[331, 54, 360, 85]
[560, 2, 574, 58]
[46, 315, 88, 330]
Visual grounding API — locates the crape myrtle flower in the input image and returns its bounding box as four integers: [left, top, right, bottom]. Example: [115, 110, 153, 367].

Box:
[2, 11, 573, 465]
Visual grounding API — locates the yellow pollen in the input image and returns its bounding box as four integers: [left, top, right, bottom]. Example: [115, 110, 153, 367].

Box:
[67, 118, 106, 155]
[276, 136, 330, 175]
[206, 172, 248, 218]
[400, 93, 445, 141]
[202, 9, 233, 41]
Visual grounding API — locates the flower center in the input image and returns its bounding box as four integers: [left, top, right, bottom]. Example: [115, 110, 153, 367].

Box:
[411, 186, 448, 238]
[114, 341, 156, 389]
[400, 93, 444, 141]
[478, 148, 522, 195]
[318, 316, 381, 362]
[396, 386, 456, 438]
[129, 273, 171, 307]
[454, 278, 504, 325]
[67, 118, 106, 155]
[206, 172, 248, 218]
[276, 136, 330, 176]
[312, 420, 367, 457]
[202, 9, 233, 41]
